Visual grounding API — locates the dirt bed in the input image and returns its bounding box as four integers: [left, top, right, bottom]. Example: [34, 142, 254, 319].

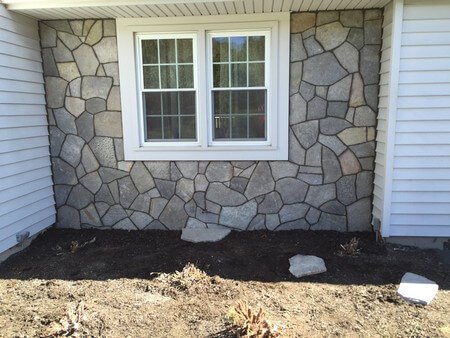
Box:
[0, 229, 448, 337]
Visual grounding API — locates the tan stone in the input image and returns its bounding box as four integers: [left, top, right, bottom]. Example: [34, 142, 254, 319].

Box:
[339, 149, 361, 175]
[367, 127, 376, 141]
[350, 73, 366, 107]
[291, 13, 316, 34]
[65, 97, 85, 117]
[57, 62, 80, 82]
[338, 127, 366, 145]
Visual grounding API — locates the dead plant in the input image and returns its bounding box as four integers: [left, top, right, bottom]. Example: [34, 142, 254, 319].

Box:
[155, 263, 216, 292]
[227, 301, 283, 338]
[339, 237, 360, 256]
[45, 300, 85, 337]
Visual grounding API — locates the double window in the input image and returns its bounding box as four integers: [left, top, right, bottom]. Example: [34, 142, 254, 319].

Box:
[117, 14, 289, 160]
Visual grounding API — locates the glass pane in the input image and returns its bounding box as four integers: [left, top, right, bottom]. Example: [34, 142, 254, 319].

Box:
[146, 117, 162, 140]
[212, 37, 229, 62]
[178, 65, 193, 88]
[163, 116, 179, 139]
[230, 63, 247, 87]
[213, 91, 230, 115]
[248, 90, 266, 114]
[160, 65, 177, 89]
[161, 92, 179, 115]
[249, 115, 265, 139]
[230, 36, 247, 62]
[142, 39, 158, 64]
[159, 39, 176, 63]
[143, 66, 159, 89]
[143, 92, 161, 115]
[231, 116, 247, 139]
[180, 116, 196, 139]
[214, 116, 230, 139]
[177, 39, 193, 63]
[249, 63, 265, 87]
[231, 91, 247, 115]
[213, 64, 229, 88]
[248, 36, 265, 61]
[179, 91, 196, 115]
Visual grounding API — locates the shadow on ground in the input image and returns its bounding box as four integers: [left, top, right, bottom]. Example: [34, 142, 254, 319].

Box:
[0, 229, 448, 289]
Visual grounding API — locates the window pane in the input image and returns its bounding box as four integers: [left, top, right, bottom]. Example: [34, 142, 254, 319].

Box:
[230, 63, 247, 87]
[248, 36, 265, 61]
[143, 66, 159, 89]
[214, 116, 230, 139]
[161, 92, 179, 115]
[179, 91, 196, 115]
[248, 90, 266, 114]
[159, 39, 176, 63]
[249, 63, 265, 87]
[178, 64, 193, 88]
[143, 92, 161, 115]
[163, 116, 179, 139]
[249, 115, 265, 139]
[177, 39, 193, 63]
[142, 39, 158, 64]
[231, 91, 247, 115]
[231, 116, 247, 139]
[213, 91, 230, 115]
[180, 116, 196, 139]
[160, 65, 177, 88]
[213, 37, 229, 62]
[146, 117, 162, 140]
[213, 64, 229, 88]
[230, 36, 247, 61]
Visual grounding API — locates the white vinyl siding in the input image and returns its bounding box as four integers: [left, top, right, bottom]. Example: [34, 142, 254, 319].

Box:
[0, 5, 55, 254]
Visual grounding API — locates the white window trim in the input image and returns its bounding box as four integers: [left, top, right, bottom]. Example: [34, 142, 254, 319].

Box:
[116, 13, 290, 161]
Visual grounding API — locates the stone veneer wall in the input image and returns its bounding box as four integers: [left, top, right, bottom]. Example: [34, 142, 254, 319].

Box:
[41, 10, 382, 232]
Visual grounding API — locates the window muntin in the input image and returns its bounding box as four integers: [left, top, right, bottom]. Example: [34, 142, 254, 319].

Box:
[139, 36, 197, 141]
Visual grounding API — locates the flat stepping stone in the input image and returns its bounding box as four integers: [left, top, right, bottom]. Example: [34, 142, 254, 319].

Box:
[289, 254, 327, 278]
[181, 228, 231, 243]
[398, 272, 439, 305]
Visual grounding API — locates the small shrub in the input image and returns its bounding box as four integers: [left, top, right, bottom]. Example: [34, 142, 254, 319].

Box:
[339, 237, 360, 256]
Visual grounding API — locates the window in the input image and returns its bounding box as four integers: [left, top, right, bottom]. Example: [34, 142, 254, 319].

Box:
[117, 13, 289, 160]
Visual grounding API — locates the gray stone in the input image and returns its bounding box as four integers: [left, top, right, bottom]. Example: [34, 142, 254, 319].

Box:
[247, 214, 266, 230]
[96, 202, 110, 217]
[80, 203, 101, 227]
[49, 126, 64, 157]
[277, 218, 310, 230]
[154, 179, 176, 199]
[317, 86, 329, 100]
[350, 141, 375, 157]
[57, 62, 80, 82]
[146, 220, 166, 230]
[327, 101, 348, 118]
[290, 62, 302, 94]
[302, 27, 316, 39]
[85, 20, 102, 45]
[52, 39, 73, 62]
[361, 45, 380, 85]
[328, 75, 352, 101]
[196, 209, 219, 224]
[114, 139, 124, 162]
[339, 149, 361, 175]
[299, 82, 315, 102]
[60, 135, 84, 167]
[97, 167, 127, 184]
[69, 78, 81, 97]
[118, 176, 139, 208]
[145, 162, 170, 180]
[334, 42, 359, 74]
[130, 162, 154, 193]
[346, 107, 355, 123]
[365, 19, 382, 45]
[67, 184, 94, 209]
[193, 191, 206, 209]
[298, 173, 322, 185]
[130, 193, 151, 212]
[336, 175, 357, 205]
[289, 130, 306, 164]
[338, 127, 366, 146]
[65, 97, 85, 117]
[316, 22, 349, 51]
[176, 178, 195, 202]
[304, 36, 324, 57]
[107, 86, 121, 111]
[307, 96, 327, 120]
[365, 9, 382, 20]
[206, 200, 221, 214]
[306, 207, 321, 224]
[57, 205, 80, 228]
[58, 31, 82, 50]
[186, 217, 207, 229]
[318, 135, 345, 157]
[292, 120, 319, 149]
[70, 20, 83, 36]
[82, 76, 113, 100]
[317, 11, 339, 26]
[42, 49, 58, 76]
[356, 171, 374, 198]
[279, 203, 309, 223]
[305, 143, 322, 166]
[322, 147, 342, 183]
[102, 204, 127, 226]
[181, 228, 231, 243]
[93, 37, 118, 63]
[170, 163, 182, 181]
[86, 98, 106, 114]
[76, 164, 86, 179]
[291, 12, 316, 34]
[320, 117, 351, 135]
[94, 111, 123, 137]
[46, 77, 68, 108]
[82, 20, 95, 36]
[290, 93, 307, 125]
[266, 214, 280, 230]
[289, 254, 327, 278]
[245, 162, 275, 199]
[364, 85, 378, 111]
[347, 28, 364, 50]
[206, 182, 247, 206]
[239, 163, 256, 178]
[340, 10, 363, 28]
[276, 178, 308, 204]
[44, 20, 73, 34]
[159, 195, 188, 230]
[103, 20, 116, 36]
[104, 63, 120, 85]
[258, 191, 283, 214]
[316, 212, 346, 231]
[80, 171, 102, 194]
[347, 198, 372, 231]
[397, 273, 439, 306]
[40, 23, 57, 48]
[54, 185, 71, 207]
[95, 184, 115, 205]
[320, 200, 346, 215]
[205, 162, 233, 182]
[270, 162, 299, 180]
[148, 197, 167, 218]
[354, 106, 376, 126]
[54, 108, 76, 135]
[220, 200, 257, 230]
[229, 177, 248, 194]
[303, 52, 347, 86]
[305, 184, 336, 208]
[174, 162, 197, 179]
[73, 44, 99, 76]
[118, 161, 133, 172]
[290, 33, 307, 62]
[350, 73, 366, 107]
[130, 211, 153, 229]
[89, 137, 116, 167]
[194, 174, 209, 191]
[52, 158, 77, 185]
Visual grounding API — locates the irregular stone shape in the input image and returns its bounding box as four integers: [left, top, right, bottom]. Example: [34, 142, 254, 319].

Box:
[322, 147, 342, 183]
[85, 20, 102, 45]
[239, 163, 256, 178]
[334, 42, 359, 74]
[305, 143, 322, 166]
[95, 202, 110, 217]
[57, 62, 80, 82]
[347, 197, 372, 231]
[58, 31, 82, 50]
[303, 53, 347, 86]
[80, 203, 101, 227]
[130, 211, 153, 229]
[292, 120, 319, 149]
[364, 19, 382, 45]
[42, 49, 58, 76]
[67, 184, 94, 209]
[365, 9, 382, 20]
[289, 130, 306, 164]
[93, 37, 118, 63]
[52, 39, 73, 62]
[346, 107, 355, 123]
[69, 77, 81, 97]
[303, 36, 324, 57]
[270, 162, 298, 180]
[290, 62, 302, 94]
[175, 162, 198, 179]
[85, 98, 106, 114]
[291, 12, 316, 33]
[76, 164, 86, 179]
[364, 85, 378, 111]
[220, 200, 257, 230]
[320, 200, 346, 215]
[320, 117, 351, 135]
[298, 173, 322, 185]
[117, 176, 139, 208]
[350, 141, 375, 157]
[307, 96, 327, 120]
[327, 101, 348, 118]
[316, 212, 346, 231]
[186, 217, 207, 229]
[118, 161, 133, 172]
[104, 63, 120, 85]
[340, 10, 363, 28]
[83, 20, 95, 36]
[181, 228, 231, 243]
[89, 137, 116, 167]
[46, 77, 68, 108]
[348, 28, 364, 50]
[65, 97, 85, 118]
[82, 76, 113, 100]
[57, 205, 80, 228]
[73, 44, 99, 76]
[206, 182, 246, 207]
[277, 218, 310, 231]
[145, 162, 170, 180]
[397, 273, 439, 306]
[356, 171, 374, 198]
[54, 108, 76, 135]
[176, 178, 195, 202]
[102, 204, 127, 226]
[305, 184, 336, 208]
[54, 185, 71, 207]
[338, 127, 366, 145]
[196, 208, 219, 223]
[154, 179, 176, 199]
[316, 22, 350, 51]
[206, 200, 220, 214]
[266, 214, 280, 230]
[81, 145, 99, 174]
[44, 20, 73, 33]
[229, 177, 248, 194]
[354, 106, 376, 126]
[350, 73, 366, 107]
[49, 126, 64, 156]
[114, 139, 124, 161]
[317, 11, 339, 26]
[193, 191, 206, 209]
[94, 110, 122, 137]
[339, 149, 361, 175]
[302, 27, 316, 39]
[130, 193, 151, 213]
[159, 195, 188, 230]
[306, 207, 321, 224]
[108, 180, 119, 203]
[258, 191, 283, 214]
[107, 86, 121, 111]
[245, 162, 275, 199]
[205, 162, 233, 182]
[276, 178, 308, 204]
[290, 93, 307, 125]
[98, 167, 127, 183]
[52, 158, 77, 185]
[69, 20, 83, 36]
[279, 203, 309, 223]
[336, 175, 357, 205]
[194, 174, 209, 191]
[290, 33, 307, 62]
[95, 184, 115, 205]
[289, 255, 327, 278]
[40, 23, 57, 48]
[360, 45, 380, 85]
[247, 214, 266, 230]
[299, 82, 315, 102]
[130, 162, 154, 193]
[319, 135, 346, 156]
[170, 163, 182, 180]
[328, 75, 352, 101]
[59, 135, 84, 167]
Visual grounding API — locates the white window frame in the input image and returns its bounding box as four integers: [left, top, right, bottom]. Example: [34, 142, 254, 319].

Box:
[117, 13, 290, 161]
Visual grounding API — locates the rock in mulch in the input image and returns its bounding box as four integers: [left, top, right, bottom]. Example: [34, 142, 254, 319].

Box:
[289, 254, 327, 278]
[181, 228, 231, 243]
[397, 272, 439, 305]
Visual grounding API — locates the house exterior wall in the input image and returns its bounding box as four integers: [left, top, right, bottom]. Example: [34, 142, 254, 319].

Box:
[0, 5, 55, 253]
[41, 10, 382, 232]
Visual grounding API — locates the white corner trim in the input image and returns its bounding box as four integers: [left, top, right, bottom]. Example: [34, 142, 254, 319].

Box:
[381, 0, 404, 238]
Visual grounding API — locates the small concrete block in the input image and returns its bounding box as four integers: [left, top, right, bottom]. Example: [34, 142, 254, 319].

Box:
[181, 228, 231, 243]
[397, 272, 439, 305]
[289, 254, 327, 278]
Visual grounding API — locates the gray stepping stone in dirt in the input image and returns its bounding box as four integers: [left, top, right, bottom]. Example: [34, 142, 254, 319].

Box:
[289, 254, 327, 278]
[181, 228, 231, 243]
[397, 272, 439, 305]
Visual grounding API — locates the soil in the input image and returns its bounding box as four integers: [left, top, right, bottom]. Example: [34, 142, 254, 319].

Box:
[0, 229, 449, 337]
